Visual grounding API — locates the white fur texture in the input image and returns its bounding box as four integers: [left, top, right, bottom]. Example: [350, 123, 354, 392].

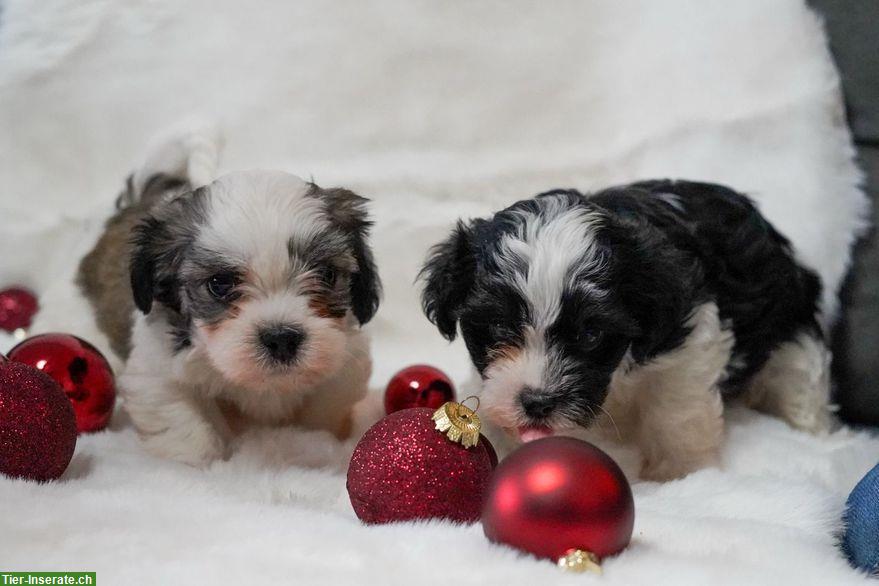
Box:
[1, 0, 877, 583]
[501, 203, 605, 330]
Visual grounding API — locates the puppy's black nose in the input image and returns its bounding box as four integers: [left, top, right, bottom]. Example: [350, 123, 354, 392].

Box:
[259, 325, 304, 364]
[519, 388, 555, 419]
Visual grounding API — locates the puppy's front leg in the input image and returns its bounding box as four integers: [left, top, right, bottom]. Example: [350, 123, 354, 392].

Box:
[636, 379, 724, 482]
[631, 303, 732, 481]
[122, 370, 229, 467]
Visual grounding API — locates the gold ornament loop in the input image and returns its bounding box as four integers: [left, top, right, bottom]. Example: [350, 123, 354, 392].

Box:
[459, 395, 480, 412]
[432, 400, 482, 448]
[557, 549, 602, 574]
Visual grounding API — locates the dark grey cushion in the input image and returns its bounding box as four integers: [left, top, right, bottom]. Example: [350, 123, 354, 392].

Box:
[810, 1, 879, 424]
[810, 0, 879, 142]
[834, 146, 879, 424]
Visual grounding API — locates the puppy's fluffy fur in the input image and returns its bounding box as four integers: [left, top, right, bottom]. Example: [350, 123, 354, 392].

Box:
[420, 180, 831, 480]
[79, 129, 381, 466]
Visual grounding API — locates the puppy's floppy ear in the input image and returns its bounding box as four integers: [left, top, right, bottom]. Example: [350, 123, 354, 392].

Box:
[419, 220, 479, 341]
[129, 187, 207, 315]
[601, 215, 700, 362]
[130, 217, 161, 314]
[311, 186, 382, 325]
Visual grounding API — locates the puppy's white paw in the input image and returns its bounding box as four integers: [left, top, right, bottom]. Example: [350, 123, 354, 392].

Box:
[783, 401, 833, 434]
[140, 423, 228, 468]
[640, 458, 693, 482]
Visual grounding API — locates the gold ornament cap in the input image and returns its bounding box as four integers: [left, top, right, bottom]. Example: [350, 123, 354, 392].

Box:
[432, 397, 481, 448]
[557, 549, 602, 574]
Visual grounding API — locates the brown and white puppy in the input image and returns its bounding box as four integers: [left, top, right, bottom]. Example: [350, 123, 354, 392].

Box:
[79, 130, 380, 466]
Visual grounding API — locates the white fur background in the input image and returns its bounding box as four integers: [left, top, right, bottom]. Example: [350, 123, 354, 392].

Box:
[1, 0, 878, 583]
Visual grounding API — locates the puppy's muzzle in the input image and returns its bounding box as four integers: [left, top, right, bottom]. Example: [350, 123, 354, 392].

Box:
[259, 324, 305, 365]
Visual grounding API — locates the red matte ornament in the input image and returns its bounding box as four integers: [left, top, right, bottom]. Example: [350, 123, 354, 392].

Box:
[482, 436, 634, 563]
[0, 361, 77, 481]
[384, 364, 455, 415]
[8, 334, 116, 433]
[0, 287, 39, 333]
[347, 407, 493, 524]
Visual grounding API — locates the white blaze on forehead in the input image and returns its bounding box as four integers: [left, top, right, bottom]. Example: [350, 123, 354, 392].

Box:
[197, 170, 329, 290]
[497, 201, 604, 331]
[478, 200, 606, 422]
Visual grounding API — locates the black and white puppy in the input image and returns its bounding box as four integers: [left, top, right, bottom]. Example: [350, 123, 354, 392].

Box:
[78, 128, 381, 466]
[420, 180, 830, 480]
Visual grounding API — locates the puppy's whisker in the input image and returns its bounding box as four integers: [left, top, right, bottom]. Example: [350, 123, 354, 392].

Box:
[584, 404, 604, 434]
[596, 403, 622, 441]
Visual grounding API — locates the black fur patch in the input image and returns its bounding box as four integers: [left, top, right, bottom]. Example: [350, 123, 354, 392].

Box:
[600, 179, 823, 388]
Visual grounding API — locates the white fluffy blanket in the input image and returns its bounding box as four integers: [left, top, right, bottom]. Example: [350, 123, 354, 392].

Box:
[1, 0, 878, 583]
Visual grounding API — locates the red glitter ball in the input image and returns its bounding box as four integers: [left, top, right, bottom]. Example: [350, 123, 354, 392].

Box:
[384, 364, 456, 415]
[347, 407, 493, 524]
[0, 361, 77, 481]
[0, 287, 39, 332]
[8, 334, 116, 434]
[482, 436, 634, 561]
[483, 434, 499, 468]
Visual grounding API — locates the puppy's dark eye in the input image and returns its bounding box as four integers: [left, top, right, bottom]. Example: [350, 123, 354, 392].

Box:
[577, 328, 603, 350]
[318, 266, 338, 288]
[207, 273, 238, 300]
[487, 321, 506, 338]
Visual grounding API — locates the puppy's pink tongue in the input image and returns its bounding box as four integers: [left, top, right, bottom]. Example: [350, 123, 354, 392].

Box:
[518, 425, 554, 442]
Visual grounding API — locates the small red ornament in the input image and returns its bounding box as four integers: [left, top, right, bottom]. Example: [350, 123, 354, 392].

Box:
[384, 364, 455, 415]
[347, 407, 493, 524]
[0, 361, 77, 481]
[482, 437, 634, 568]
[8, 334, 116, 433]
[0, 287, 39, 333]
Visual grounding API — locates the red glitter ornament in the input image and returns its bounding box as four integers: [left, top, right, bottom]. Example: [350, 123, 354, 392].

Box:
[9, 334, 116, 433]
[384, 364, 456, 415]
[0, 287, 39, 333]
[347, 407, 493, 524]
[482, 436, 634, 565]
[484, 434, 499, 468]
[0, 361, 77, 481]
